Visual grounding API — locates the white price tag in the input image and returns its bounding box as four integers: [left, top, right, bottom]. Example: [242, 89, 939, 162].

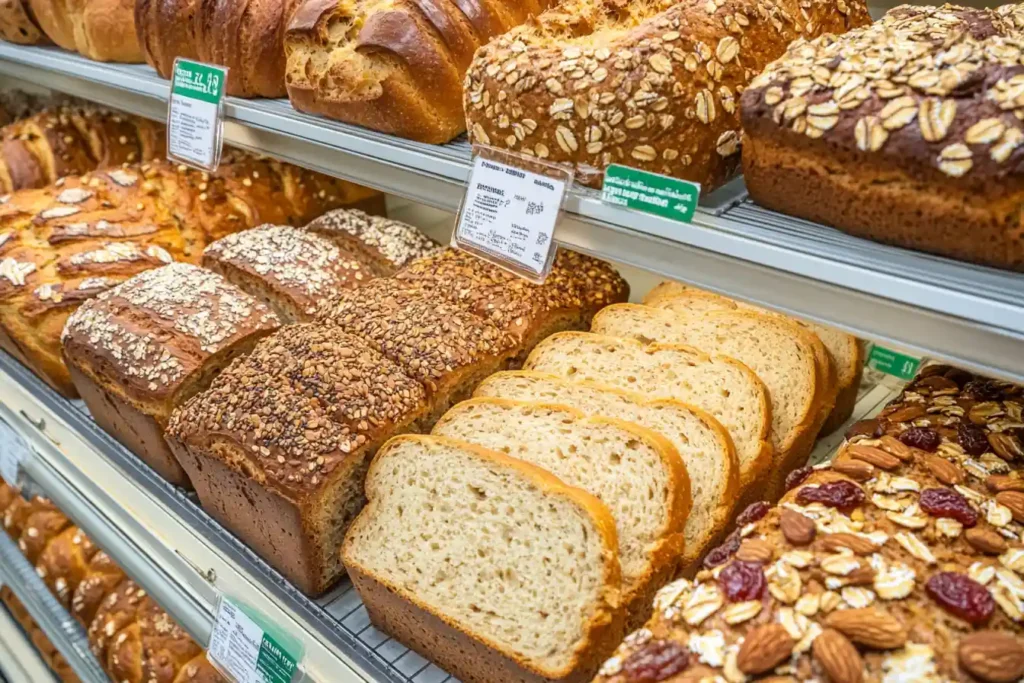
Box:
[453, 147, 572, 283]
[0, 418, 29, 485]
[167, 58, 227, 171]
[208, 597, 300, 683]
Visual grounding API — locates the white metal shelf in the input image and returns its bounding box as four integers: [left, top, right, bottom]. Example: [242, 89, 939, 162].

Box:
[0, 44, 1022, 383]
[0, 588, 60, 683]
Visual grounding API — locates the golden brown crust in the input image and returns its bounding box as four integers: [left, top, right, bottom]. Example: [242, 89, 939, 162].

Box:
[0, 0, 49, 45]
[28, 0, 142, 61]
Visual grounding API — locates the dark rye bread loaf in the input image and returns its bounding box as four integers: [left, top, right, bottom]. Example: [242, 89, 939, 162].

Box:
[741, 3, 1024, 272]
[166, 324, 429, 595]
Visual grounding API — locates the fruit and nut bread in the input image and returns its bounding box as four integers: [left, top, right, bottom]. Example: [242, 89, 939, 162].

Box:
[593, 364, 1024, 683]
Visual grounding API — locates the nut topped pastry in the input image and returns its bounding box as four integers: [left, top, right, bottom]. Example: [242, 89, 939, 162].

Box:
[594, 364, 1024, 683]
[742, 3, 1024, 271]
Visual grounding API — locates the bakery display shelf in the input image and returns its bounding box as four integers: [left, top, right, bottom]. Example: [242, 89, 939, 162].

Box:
[0, 46, 1022, 383]
[0, 593, 60, 683]
[0, 350, 457, 683]
[0, 527, 105, 683]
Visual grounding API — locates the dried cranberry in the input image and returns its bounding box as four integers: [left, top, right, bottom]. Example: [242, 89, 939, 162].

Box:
[621, 640, 689, 682]
[718, 560, 766, 602]
[925, 572, 994, 625]
[785, 466, 813, 491]
[845, 418, 883, 441]
[964, 379, 1005, 401]
[919, 487, 978, 527]
[736, 501, 770, 527]
[703, 530, 740, 569]
[796, 480, 865, 511]
[899, 427, 941, 452]
[958, 424, 990, 456]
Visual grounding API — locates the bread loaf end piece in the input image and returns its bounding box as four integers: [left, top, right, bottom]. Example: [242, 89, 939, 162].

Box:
[0, 0, 49, 45]
[343, 433, 624, 683]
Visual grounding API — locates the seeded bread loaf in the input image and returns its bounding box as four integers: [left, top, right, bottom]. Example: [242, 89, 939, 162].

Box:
[742, 3, 1024, 272]
[302, 208, 439, 276]
[0, 0, 48, 44]
[343, 433, 625, 683]
[463, 0, 870, 190]
[284, 0, 554, 142]
[594, 363, 1024, 683]
[62, 263, 282, 486]
[29, 0, 142, 61]
[167, 323, 429, 595]
[473, 371, 738, 572]
[71, 550, 125, 629]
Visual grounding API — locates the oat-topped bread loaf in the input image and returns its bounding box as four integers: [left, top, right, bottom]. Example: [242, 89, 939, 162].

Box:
[167, 323, 429, 594]
[62, 263, 282, 486]
[303, 207, 438, 276]
[343, 434, 625, 683]
[0, 107, 165, 193]
[29, 0, 142, 61]
[0, 0, 49, 44]
[203, 224, 380, 322]
[0, 153, 377, 396]
[464, 0, 870, 190]
[742, 3, 1024, 272]
[284, 0, 554, 142]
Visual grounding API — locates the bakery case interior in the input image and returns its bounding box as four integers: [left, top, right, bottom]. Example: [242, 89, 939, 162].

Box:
[0, 0, 1021, 681]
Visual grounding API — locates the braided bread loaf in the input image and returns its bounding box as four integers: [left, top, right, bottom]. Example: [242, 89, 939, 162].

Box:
[594, 365, 1024, 682]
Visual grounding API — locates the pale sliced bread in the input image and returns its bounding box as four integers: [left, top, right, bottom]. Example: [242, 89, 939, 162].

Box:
[473, 371, 738, 570]
[523, 332, 772, 502]
[343, 434, 624, 683]
[592, 304, 823, 498]
[431, 398, 689, 625]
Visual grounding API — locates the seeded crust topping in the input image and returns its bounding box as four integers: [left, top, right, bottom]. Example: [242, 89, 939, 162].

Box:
[203, 225, 375, 315]
[62, 263, 280, 396]
[167, 324, 427, 493]
[304, 208, 439, 273]
[743, 3, 1024, 181]
[595, 365, 1024, 683]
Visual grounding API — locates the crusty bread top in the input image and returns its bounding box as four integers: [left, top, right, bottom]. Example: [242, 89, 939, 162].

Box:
[304, 208, 438, 275]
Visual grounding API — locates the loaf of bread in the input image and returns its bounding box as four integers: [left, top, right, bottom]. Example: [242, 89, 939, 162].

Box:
[0, 107, 165, 193]
[0, 0, 49, 44]
[29, 0, 142, 61]
[0, 152, 376, 396]
[36, 525, 98, 608]
[166, 323, 430, 595]
[302, 208, 439, 276]
[62, 263, 282, 486]
[284, 0, 554, 142]
[71, 550, 125, 628]
[594, 363, 1024, 683]
[463, 0, 871, 189]
[343, 433, 625, 683]
[0, 90, 57, 126]
[135, 0, 300, 97]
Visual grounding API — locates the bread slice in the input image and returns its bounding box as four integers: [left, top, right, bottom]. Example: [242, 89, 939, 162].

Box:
[592, 304, 824, 499]
[343, 434, 624, 683]
[473, 371, 738, 570]
[525, 332, 772, 503]
[431, 398, 689, 626]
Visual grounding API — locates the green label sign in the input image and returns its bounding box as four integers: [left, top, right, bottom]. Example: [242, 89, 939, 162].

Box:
[602, 164, 700, 222]
[868, 345, 921, 380]
[256, 633, 298, 683]
[171, 60, 226, 105]
[208, 597, 301, 683]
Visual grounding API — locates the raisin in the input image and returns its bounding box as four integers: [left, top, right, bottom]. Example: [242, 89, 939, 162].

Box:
[958, 424, 990, 456]
[963, 379, 1004, 401]
[845, 419, 883, 441]
[925, 572, 994, 625]
[919, 487, 978, 527]
[736, 501, 770, 527]
[785, 466, 813, 491]
[796, 480, 865, 511]
[621, 640, 689, 682]
[944, 368, 975, 388]
[718, 560, 766, 602]
[703, 530, 740, 569]
[899, 427, 941, 452]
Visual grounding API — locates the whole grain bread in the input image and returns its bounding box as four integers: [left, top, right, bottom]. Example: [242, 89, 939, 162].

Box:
[303, 208, 438, 276]
[473, 370, 738, 571]
[343, 433, 624, 683]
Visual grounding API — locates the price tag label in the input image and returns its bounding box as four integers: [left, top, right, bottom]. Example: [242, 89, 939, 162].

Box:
[0, 417, 29, 485]
[208, 597, 301, 683]
[867, 344, 921, 381]
[602, 164, 700, 223]
[453, 146, 572, 283]
[167, 58, 227, 171]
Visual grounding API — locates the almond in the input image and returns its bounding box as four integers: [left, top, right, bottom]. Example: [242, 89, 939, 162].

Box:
[965, 527, 1008, 555]
[736, 538, 774, 563]
[847, 444, 901, 470]
[878, 435, 914, 461]
[832, 455, 874, 481]
[988, 474, 1024, 493]
[736, 624, 795, 674]
[996, 491, 1024, 523]
[820, 532, 878, 555]
[958, 630, 1024, 682]
[824, 608, 907, 649]
[923, 453, 963, 485]
[780, 508, 816, 545]
[844, 564, 877, 586]
[812, 629, 863, 683]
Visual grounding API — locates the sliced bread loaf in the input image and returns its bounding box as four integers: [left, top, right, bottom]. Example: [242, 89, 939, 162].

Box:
[431, 398, 689, 626]
[524, 332, 772, 502]
[343, 434, 624, 683]
[473, 371, 738, 570]
[592, 304, 824, 499]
